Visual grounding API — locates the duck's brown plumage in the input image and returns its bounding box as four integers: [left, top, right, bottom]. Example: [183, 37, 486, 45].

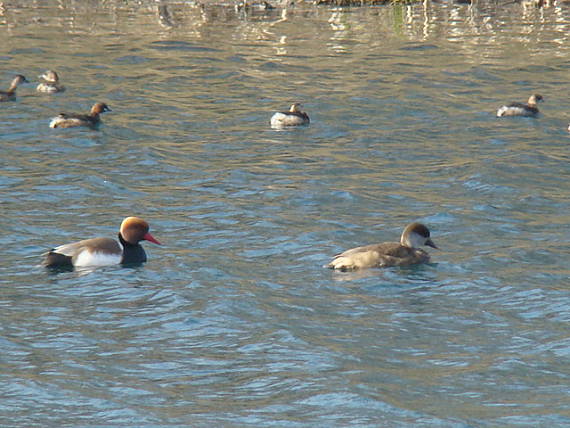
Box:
[49, 102, 111, 129]
[327, 222, 437, 271]
[0, 75, 28, 102]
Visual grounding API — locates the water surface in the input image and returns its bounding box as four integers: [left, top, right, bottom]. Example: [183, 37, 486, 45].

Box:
[1, 1, 570, 426]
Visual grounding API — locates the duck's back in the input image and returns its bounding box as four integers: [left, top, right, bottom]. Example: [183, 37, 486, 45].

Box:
[45, 237, 122, 267]
[497, 102, 538, 117]
[270, 111, 309, 127]
[50, 113, 96, 128]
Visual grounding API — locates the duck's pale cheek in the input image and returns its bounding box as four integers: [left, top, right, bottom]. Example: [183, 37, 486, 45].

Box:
[74, 250, 121, 267]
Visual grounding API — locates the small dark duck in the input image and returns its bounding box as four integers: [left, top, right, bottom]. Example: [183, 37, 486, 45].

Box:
[0, 74, 28, 101]
[37, 70, 65, 93]
[496, 94, 543, 117]
[49, 102, 111, 129]
[270, 103, 310, 127]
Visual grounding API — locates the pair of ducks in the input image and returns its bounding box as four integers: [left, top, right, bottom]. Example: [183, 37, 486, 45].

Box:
[37, 71, 111, 129]
[1, 72, 111, 129]
[272, 93, 543, 129]
[44, 217, 437, 271]
[0, 71, 66, 101]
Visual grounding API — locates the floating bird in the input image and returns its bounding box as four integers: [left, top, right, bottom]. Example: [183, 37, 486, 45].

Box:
[497, 94, 543, 117]
[37, 70, 65, 93]
[326, 222, 438, 271]
[44, 217, 161, 268]
[49, 102, 111, 129]
[0, 74, 28, 101]
[270, 103, 310, 127]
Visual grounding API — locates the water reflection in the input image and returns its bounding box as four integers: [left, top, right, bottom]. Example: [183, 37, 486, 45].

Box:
[0, 0, 569, 50]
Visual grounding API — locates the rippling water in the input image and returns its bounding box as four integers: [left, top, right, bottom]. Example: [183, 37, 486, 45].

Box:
[2, 0, 570, 426]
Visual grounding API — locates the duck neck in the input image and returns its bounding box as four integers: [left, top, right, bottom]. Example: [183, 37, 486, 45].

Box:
[118, 233, 147, 264]
[7, 82, 18, 94]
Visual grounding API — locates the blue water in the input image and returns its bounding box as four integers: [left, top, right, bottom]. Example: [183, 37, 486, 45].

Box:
[1, 1, 570, 426]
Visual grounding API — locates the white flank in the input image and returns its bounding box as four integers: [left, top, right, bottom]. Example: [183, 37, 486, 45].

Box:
[496, 106, 507, 117]
[49, 116, 82, 128]
[270, 112, 288, 127]
[497, 106, 527, 117]
[74, 249, 122, 267]
[37, 83, 57, 93]
[270, 113, 308, 127]
[49, 116, 63, 128]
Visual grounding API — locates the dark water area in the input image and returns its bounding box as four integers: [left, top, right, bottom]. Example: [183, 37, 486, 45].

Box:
[1, 0, 570, 426]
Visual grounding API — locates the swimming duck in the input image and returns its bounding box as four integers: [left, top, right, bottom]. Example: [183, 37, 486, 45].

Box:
[496, 94, 543, 117]
[49, 102, 111, 129]
[43, 216, 161, 268]
[270, 103, 310, 127]
[326, 222, 438, 271]
[0, 74, 28, 102]
[37, 70, 65, 93]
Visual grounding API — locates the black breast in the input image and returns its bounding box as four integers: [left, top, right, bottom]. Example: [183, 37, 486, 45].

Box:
[119, 234, 148, 265]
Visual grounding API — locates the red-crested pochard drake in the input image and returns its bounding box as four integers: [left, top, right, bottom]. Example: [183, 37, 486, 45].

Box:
[0, 74, 29, 102]
[326, 222, 438, 271]
[270, 103, 310, 127]
[44, 217, 161, 268]
[37, 70, 65, 93]
[49, 102, 111, 129]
